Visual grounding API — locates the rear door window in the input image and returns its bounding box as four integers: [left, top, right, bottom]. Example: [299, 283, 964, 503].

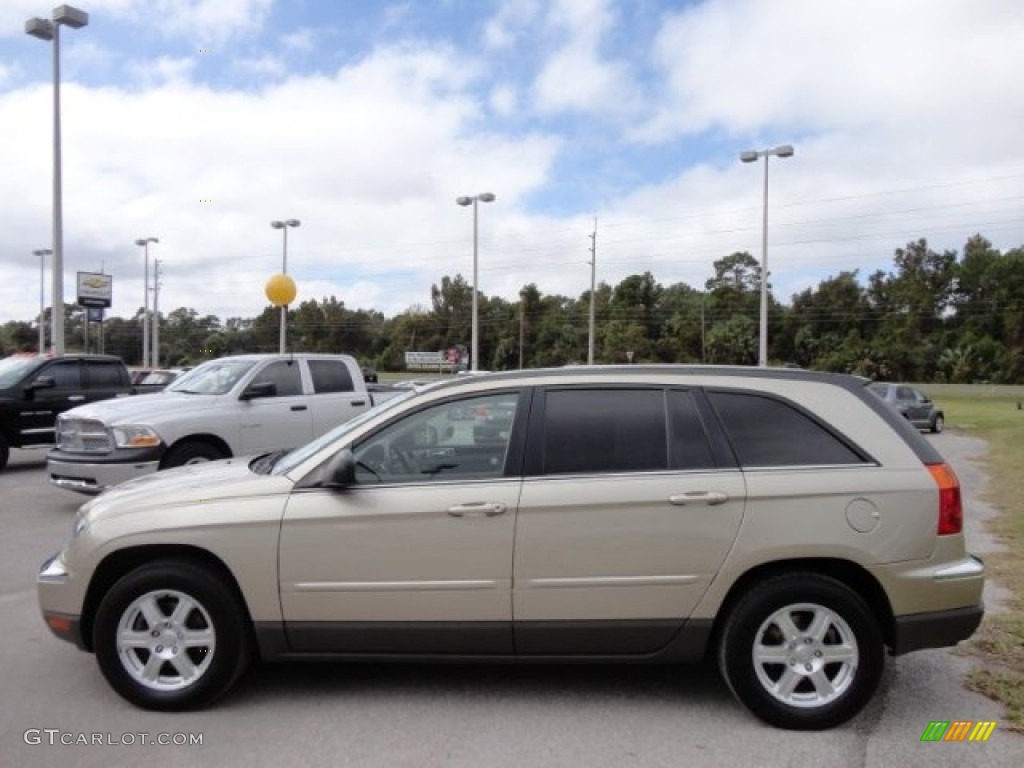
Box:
[85, 361, 125, 388]
[253, 361, 304, 397]
[667, 390, 717, 470]
[542, 389, 667, 474]
[308, 360, 355, 394]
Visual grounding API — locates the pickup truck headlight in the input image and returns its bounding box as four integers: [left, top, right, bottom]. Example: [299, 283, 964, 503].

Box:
[110, 425, 162, 449]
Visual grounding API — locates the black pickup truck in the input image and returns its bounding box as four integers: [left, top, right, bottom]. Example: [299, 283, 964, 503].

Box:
[0, 354, 133, 470]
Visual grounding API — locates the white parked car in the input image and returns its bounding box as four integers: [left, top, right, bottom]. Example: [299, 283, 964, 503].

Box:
[47, 353, 398, 494]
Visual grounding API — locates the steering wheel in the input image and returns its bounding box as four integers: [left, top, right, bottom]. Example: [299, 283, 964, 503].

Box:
[388, 444, 415, 474]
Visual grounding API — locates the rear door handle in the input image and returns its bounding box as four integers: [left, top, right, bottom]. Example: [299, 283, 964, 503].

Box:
[447, 502, 507, 518]
[290, 405, 307, 411]
[68, 395, 85, 402]
[350, 400, 366, 407]
[669, 491, 729, 506]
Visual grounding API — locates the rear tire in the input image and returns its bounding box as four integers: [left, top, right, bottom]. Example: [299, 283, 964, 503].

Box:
[162, 441, 226, 469]
[717, 572, 884, 730]
[930, 414, 944, 434]
[93, 560, 250, 710]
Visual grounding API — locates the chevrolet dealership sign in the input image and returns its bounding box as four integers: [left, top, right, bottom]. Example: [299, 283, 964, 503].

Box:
[77, 272, 112, 308]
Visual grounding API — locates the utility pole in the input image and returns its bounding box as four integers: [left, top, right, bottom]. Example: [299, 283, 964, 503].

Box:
[518, 306, 524, 369]
[152, 259, 161, 369]
[587, 219, 597, 365]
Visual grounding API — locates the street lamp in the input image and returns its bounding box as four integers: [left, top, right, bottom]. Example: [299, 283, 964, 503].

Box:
[270, 219, 300, 353]
[135, 237, 158, 367]
[740, 143, 794, 367]
[455, 193, 495, 371]
[26, 5, 89, 357]
[34, 248, 53, 353]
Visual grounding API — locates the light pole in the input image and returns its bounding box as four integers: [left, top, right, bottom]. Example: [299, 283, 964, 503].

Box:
[455, 193, 495, 371]
[152, 258, 161, 369]
[740, 144, 794, 367]
[34, 248, 53, 353]
[270, 219, 300, 354]
[588, 221, 597, 365]
[135, 237, 158, 367]
[26, 5, 89, 357]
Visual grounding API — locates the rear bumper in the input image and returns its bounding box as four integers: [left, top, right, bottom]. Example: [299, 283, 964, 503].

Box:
[890, 604, 984, 655]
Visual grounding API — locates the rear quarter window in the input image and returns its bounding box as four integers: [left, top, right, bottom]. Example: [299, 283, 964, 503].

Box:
[706, 390, 868, 468]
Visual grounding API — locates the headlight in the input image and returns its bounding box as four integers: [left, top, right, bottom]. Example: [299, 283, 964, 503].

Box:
[110, 425, 162, 449]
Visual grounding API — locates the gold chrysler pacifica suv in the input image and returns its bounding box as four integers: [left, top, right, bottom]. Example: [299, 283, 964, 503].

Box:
[37, 366, 984, 730]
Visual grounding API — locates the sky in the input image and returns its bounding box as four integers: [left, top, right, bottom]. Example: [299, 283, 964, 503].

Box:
[2, 0, 1024, 329]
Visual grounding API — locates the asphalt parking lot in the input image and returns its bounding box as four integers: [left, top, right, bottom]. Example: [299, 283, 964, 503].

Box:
[0, 437, 1020, 768]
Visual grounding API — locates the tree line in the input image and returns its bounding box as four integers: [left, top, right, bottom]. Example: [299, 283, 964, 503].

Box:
[3, 233, 1022, 383]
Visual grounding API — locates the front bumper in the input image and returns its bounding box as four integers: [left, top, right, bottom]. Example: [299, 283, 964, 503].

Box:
[48, 447, 162, 495]
[37, 553, 88, 651]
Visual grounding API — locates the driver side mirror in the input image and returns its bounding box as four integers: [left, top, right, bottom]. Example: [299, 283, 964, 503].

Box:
[240, 381, 277, 400]
[323, 449, 356, 489]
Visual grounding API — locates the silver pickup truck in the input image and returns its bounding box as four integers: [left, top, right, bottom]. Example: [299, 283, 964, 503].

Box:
[47, 353, 398, 494]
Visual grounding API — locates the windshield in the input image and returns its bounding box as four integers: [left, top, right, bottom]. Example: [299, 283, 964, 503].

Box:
[270, 388, 419, 475]
[167, 359, 256, 395]
[0, 356, 42, 389]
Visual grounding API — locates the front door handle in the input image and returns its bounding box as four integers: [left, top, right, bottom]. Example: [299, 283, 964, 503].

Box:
[447, 502, 507, 518]
[669, 491, 729, 506]
[68, 395, 85, 402]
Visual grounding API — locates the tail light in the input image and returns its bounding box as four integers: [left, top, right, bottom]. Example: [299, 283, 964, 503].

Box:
[927, 462, 963, 535]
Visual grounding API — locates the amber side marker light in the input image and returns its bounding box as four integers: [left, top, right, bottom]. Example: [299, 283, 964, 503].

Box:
[927, 462, 963, 535]
[46, 616, 72, 634]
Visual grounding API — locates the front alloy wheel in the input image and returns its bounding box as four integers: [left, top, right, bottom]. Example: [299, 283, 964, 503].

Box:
[115, 589, 216, 692]
[94, 561, 250, 710]
[717, 573, 884, 730]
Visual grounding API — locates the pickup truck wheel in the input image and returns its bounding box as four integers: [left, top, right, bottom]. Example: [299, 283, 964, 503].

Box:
[93, 560, 250, 711]
[0, 436, 9, 471]
[717, 573, 884, 730]
[163, 441, 226, 469]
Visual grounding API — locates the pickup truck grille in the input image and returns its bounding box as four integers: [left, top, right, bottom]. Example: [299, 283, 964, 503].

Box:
[56, 417, 113, 454]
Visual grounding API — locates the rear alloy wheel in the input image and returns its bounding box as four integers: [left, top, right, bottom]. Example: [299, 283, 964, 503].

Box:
[93, 561, 250, 710]
[717, 573, 884, 730]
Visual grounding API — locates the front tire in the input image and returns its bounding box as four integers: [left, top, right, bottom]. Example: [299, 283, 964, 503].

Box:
[930, 414, 945, 433]
[93, 560, 250, 710]
[162, 441, 227, 469]
[0, 435, 9, 471]
[717, 573, 884, 730]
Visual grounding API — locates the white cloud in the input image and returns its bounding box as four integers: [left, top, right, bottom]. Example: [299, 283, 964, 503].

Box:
[489, 83, 518, 116]
[638, 0, 1024, 142]
[3, 0, 1024, 336]
[0, 43, 560, 326]
[529, 0, 636, 116]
